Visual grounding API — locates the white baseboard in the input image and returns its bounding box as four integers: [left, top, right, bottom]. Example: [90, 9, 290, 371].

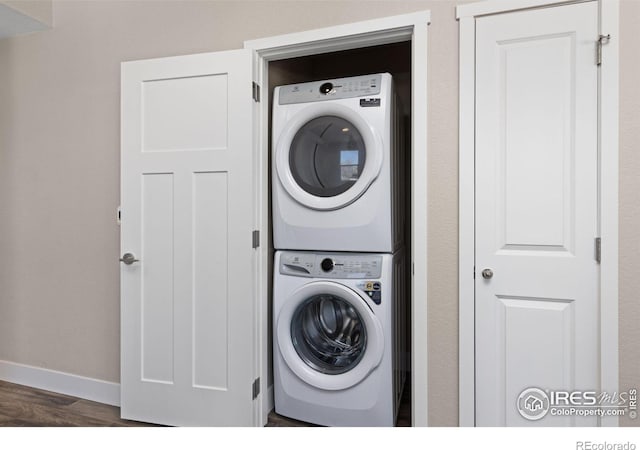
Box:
[0, 360, 120, 406]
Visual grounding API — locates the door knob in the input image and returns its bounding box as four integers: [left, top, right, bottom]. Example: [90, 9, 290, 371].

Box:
[120, 253, 139, 265]
[481, 268, 493, 279]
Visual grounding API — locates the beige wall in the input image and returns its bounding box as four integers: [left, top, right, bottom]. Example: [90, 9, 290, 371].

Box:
[0, 0, 637, 426]
[618, 0, 640, 428]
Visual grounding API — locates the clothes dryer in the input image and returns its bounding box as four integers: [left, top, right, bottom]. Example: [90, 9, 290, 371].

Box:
[272, 73, 404, 252]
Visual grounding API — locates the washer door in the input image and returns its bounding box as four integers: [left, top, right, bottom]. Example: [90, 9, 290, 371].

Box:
[275, 103, 383, 211]
[277, 281, 384, 390]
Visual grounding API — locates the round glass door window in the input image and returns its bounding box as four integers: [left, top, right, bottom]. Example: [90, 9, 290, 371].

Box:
[289, 116, 366, 198]
[290, 293, 367, 375]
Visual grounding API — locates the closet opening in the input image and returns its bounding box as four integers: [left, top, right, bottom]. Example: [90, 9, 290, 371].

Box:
[266, 40, 413, 426]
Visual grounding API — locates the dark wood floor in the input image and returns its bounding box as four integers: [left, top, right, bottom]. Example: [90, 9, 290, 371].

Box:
[0, 377, 410, 427]
[0, 380, 151, 427]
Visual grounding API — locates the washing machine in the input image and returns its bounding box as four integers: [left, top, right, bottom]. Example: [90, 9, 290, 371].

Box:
[272, 73, 404, 252]
[273, 250, 406, 427]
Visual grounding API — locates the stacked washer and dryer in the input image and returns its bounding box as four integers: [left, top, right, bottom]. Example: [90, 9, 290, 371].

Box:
[272, 73, 407, 427]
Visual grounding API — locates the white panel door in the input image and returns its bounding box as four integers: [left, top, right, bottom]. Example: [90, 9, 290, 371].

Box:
[121, 50, 257, 426]
[475, 2, 599, 426]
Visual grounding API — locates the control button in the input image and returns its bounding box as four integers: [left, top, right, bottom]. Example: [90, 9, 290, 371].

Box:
[320, 258, 334, 272]
[373, 282, 381, 291]
[319, 82, 333, 94]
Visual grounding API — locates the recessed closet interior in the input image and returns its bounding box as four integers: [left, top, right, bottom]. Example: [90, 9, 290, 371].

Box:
[266, 40, 413, 424]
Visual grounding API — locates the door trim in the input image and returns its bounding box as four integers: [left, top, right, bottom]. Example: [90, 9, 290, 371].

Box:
[244, 10, 431, 426]
[457, 0, 619, 427]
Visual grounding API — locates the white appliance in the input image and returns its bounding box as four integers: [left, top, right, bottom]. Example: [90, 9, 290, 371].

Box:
[273, 250, 406, 427]
[272, 73, 404, 252]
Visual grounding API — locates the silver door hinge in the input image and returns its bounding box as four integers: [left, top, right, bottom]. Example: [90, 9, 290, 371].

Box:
[252, 230, 260, 249]
[597, 34, 611, 66]
[252, 82, 260, 102]
[252, 377, 260, 399]
[595, 237, 601, 264]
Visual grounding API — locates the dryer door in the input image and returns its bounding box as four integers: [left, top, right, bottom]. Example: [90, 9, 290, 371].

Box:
[277, 281, 384, 390]
[275, 103, 383, 211]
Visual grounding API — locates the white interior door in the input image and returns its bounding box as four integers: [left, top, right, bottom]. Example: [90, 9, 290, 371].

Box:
[121, 49, 257, 426]
[475, 2, 599, 426]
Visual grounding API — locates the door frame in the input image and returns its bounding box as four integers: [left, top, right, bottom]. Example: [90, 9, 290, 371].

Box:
[456, 0, 619, 426]
[244, 10, 431, 426]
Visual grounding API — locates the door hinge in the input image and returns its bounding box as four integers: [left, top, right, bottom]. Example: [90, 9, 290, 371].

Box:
[252, 377, 260, 400]
[252, 82, 260, 102]
[252, 230, 260, 249]
[117, 206, 121, 225]
[597, 34, 611, 66]
[595, 237, 601, 264]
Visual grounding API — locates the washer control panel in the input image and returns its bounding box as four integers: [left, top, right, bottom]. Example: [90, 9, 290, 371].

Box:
[278, 74, 383, 105]
[279, 252, 383, 279]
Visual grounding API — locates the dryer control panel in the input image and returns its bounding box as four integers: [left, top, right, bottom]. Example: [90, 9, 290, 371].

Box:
[278, 74, 383, 105]
[279, 252, 383, 279]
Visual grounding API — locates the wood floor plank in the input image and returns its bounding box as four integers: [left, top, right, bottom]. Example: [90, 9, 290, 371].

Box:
[0, 398, 115, 427]
[0, 411, 16, 424]
[65, 399, 158, 427]
[0, 381, 77, 407]
[0, 381, 157, 427]
[0, 419, 50, 427]
[0, 388, 81, 413]
[64, 399, 124, 423]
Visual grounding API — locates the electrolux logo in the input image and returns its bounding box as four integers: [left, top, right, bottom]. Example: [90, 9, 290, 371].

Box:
[517, 387, 636, 420]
